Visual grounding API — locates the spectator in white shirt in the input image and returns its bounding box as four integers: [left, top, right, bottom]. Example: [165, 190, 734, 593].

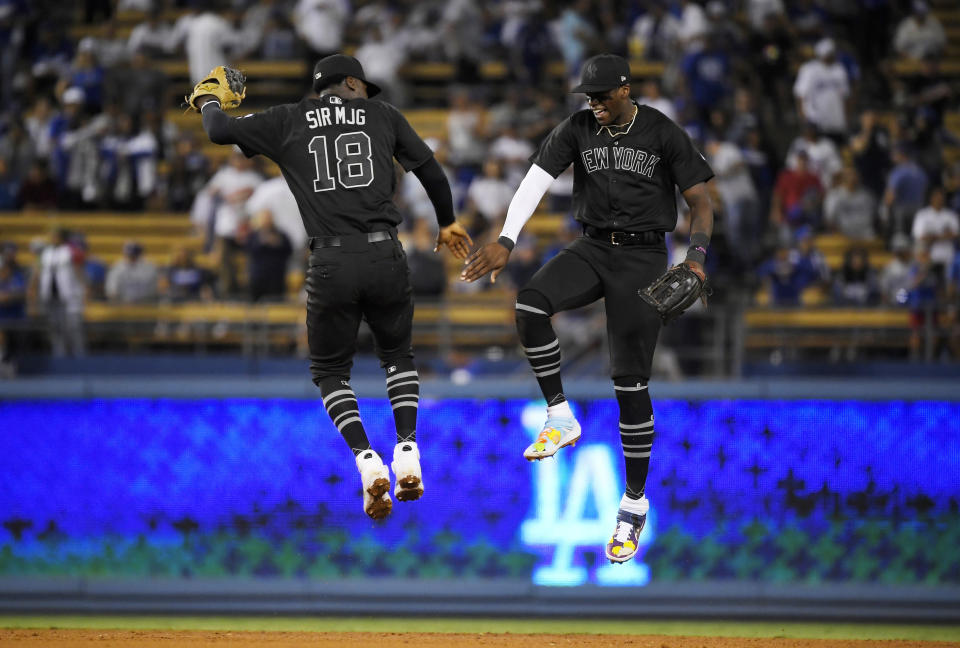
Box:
[36, 229, 86, 357]
[294, 0, 351, 61]
[786, 122, 844, 189]
[127, 8, 171, 58]
[630, 2, 681, 62]
[488, 121, 535, 189]
[84, 23, 129, 69]
[446, 88, 487, 169]
[706, 138, 761, 271]
[106, 241, 158, 303]
[746, 0, 785, 30]
[399, 139, 462, 231]
[245, 176, 308, 256]
[678, 0, 709, 53]
[463, 159, 514, 239]
[192, 150, 263, 297]
[894, 1, 946, 61]
[912, 186, 959, 274]
[354, 20, 409, 106]
[824, 167, 878, 240]
[173, 10, 247, 83]
[637, 79, 676, 122]
[100, 113, 160, 210]
[793, 38, 850, 140]
[880, 232, 914, 305]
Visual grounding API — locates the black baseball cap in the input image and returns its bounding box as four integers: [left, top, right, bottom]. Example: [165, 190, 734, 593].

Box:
[312, 54, 381, 97]
[570, 54, 631, 93]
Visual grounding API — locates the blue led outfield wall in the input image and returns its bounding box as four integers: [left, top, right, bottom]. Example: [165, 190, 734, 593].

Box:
[1, 398, 958, 586]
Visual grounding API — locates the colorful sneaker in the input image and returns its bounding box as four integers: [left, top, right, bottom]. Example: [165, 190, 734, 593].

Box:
[355, 449, 392, 520]
[523, 416, 581, 461]
[391, 441, 424, 502]
[605, 495, 649, 563]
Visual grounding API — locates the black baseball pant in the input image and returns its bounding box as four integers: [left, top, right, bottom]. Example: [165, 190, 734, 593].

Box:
[305, 230, 414, 383]
[519, 235, 666, 379]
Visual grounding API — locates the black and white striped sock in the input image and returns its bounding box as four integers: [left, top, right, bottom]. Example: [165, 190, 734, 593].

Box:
[318, 376, 369, 456]
[385, 359, 419, 443]
[523, 337, 565, 406]
[515, 294, 566, 405]
[614, 377, 654, 500]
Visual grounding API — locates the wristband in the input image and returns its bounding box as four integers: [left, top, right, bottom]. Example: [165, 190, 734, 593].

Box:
[685, 245, 706, 266]
[685, 232, 710, 265]
[497, 236, 515, 252]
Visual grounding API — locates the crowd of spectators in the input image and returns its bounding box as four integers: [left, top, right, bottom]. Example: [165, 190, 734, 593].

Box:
[2, 0, 960, 367]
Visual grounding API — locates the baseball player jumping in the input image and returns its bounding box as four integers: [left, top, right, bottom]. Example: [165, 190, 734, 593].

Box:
[188, 57, 472, 520]
[462, 54, 714, 563]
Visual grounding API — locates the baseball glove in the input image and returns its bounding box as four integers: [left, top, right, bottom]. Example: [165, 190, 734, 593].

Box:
[639, 264, 709, 324]
[185, 66, 246, 112]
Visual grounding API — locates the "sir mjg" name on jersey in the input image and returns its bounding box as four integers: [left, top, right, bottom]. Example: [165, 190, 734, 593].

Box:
[208, 94, 433, 237]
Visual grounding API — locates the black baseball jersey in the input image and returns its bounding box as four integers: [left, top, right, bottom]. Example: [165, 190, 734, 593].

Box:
[210, 94, 434, 236]
[530, 102, 713, 233]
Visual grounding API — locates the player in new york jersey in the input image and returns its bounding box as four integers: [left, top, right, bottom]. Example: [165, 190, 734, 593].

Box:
[194, 54, 472, 520]
[461, 54, 715, 563]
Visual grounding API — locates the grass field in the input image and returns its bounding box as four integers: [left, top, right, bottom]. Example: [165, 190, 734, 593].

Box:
[3, 616, 959, 642]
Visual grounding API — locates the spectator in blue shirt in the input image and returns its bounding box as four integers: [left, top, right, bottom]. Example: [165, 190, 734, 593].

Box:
[162, 247, 215, 303]
[56, 44, 106, 114]
[794, 226, 830, 289]
[759, 244, 816, 306]
[0, 244, 25, 320]
[0, 158, 19, 210]
[906, 244, 941, 358]
[0, 245, 27, 376]
[947, 250, 960, 358]
[30, 22, 74, 83]
[884, 144, 929, 236]
[681, 31, 731, 121]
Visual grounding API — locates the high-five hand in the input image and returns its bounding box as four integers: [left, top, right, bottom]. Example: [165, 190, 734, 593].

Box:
[460, 241, 511, 284]
[434, 221, 473, 259]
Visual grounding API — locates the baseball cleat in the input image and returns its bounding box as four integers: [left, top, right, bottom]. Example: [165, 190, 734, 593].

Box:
[523, 416, 581, 461]
[605, 495, 649, 563]
[356, 450, 392, 520]
[391, 441, 424, 502]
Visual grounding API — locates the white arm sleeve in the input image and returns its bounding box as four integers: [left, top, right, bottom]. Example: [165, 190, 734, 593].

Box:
[498, 164, 555, 245]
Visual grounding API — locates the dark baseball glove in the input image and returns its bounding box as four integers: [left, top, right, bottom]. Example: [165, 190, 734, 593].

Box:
[639, 264, 709, 324]
[185, 66, 246, 112]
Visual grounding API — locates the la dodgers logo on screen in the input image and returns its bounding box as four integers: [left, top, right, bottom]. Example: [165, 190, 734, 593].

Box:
[519, 401, 654, 586]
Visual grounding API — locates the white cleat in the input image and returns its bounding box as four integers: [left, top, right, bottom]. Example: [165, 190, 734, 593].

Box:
[523, 416, 582, 461]
[391, 441, 424, 502]
[356, 449, 392, 520]
[605, 495, 649, 564]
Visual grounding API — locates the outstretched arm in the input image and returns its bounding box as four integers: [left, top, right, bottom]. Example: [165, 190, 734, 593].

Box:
[412, 158, 473, 259]
[194, 88, 279, 159]
[198, 98, 235, 145]
[680, 181, 714, 279]
[460, 164, 554, 283]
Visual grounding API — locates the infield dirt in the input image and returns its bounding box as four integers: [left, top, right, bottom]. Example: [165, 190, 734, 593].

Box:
[2, 630, 958, 647]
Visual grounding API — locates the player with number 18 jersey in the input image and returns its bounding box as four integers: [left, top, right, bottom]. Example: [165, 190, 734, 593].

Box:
[208, 92, 433, 236]
[198, 54, 472, 521]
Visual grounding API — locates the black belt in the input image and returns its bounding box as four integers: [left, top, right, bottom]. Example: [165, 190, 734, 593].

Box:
[582, 225, 663, 246]
[309, 230, 393, 250]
